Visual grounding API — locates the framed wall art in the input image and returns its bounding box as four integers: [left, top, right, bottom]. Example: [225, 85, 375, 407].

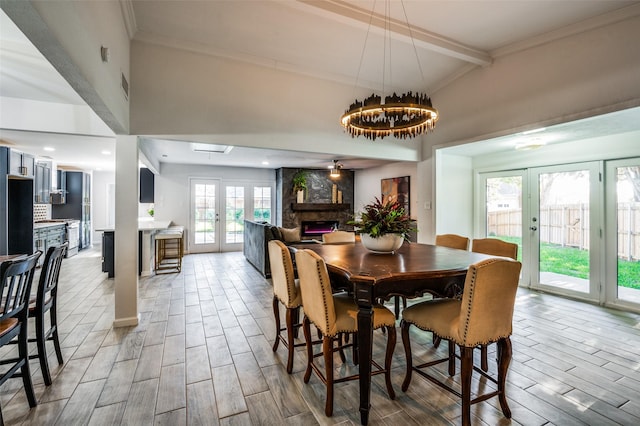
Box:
[381, 176, 410, 215]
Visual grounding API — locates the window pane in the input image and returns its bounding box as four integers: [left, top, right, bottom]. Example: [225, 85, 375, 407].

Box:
[225, 186, 244, 243]
[616, 165, 640, 303]
[194, 183, 216, 244]
[253, 186, 271, 223]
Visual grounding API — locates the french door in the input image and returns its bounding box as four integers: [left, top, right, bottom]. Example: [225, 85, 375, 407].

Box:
[605, 158, 640, 309]
[478, 170, 528, 280]
[189, 178, 221, 253]
[529, 162, 601, 301]
[480, 161, 640, 310]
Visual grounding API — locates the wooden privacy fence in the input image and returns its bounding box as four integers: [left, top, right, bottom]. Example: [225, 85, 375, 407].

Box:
[487, 203, 640, 261]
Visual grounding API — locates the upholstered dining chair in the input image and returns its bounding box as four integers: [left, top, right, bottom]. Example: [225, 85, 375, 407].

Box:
[400, 258, 522, 426]
[294, 248, 396, 417]
[471, 237, 518, 370]
[0, 251, 42, 425]
[471, 238, 518, 259]
[435, 233, 470, 250]
[322, 230, 356, 244]
[29, 243, 67, 386]
[268, 240, 304, 373]
[430, 233, 471, 347]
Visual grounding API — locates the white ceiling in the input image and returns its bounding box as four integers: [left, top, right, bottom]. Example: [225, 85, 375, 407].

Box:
[2, 1, 640, 171]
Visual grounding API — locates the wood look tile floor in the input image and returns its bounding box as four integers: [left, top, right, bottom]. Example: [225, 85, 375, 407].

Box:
[1, 246, 640, 425]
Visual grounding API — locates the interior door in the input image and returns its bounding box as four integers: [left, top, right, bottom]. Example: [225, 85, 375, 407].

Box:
[189, 178, 221, 253]
[529, 162, 601, 300]
[605, 158, 640, 310]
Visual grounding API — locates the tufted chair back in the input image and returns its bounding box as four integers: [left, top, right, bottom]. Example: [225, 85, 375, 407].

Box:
[435, 234, 470, 250]
[471, 238, 518, 260]
[322, 231, 356, 244]
[456, 258, 522, 347]
[294, 249, 337, 337]
[268, 240, 299, 308]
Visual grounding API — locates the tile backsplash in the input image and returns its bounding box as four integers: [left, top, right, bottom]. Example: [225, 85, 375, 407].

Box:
[34, 204, 51, 222]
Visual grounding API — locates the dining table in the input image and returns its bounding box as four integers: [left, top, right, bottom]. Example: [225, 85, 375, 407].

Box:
[289, 240, 492, 425]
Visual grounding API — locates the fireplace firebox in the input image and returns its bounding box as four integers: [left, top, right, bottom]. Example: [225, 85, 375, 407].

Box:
[301, 220, 339, 239]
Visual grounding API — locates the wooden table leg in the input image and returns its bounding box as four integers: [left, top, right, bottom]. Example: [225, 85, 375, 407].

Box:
[357, 301, 374, 425]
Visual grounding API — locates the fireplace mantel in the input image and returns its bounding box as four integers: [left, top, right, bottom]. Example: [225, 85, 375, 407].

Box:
[291, 203, 350, 212]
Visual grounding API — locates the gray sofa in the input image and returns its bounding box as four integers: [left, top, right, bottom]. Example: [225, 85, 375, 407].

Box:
[243, 220, 282, 277]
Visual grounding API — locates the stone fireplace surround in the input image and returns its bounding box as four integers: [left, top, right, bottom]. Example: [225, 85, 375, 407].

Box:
[276, 168, 355, 235]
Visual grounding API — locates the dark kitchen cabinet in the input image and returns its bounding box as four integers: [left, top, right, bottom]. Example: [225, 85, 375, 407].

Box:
[8, 149, 35, 178]
[52, 171, 91, 250]
[140, 167, 154, 203]
[35, 161, 52, 203]
[101, 231, 142, 278]
[102, 231, 114, 278]
[0, 147, 34, 255]
[33, 224, 65, 266]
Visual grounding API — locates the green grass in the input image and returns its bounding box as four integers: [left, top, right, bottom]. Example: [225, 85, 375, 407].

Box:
[498, 236, 640, 290]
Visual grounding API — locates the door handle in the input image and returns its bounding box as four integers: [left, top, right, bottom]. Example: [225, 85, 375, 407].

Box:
[530, 226, 537, 231]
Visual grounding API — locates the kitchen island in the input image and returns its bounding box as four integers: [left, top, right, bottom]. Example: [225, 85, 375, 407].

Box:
[99, 219, 172, 277]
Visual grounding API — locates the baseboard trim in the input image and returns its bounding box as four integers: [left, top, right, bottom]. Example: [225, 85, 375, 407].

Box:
[113, 314, 140, 328]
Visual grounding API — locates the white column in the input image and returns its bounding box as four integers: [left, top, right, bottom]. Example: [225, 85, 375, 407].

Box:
[113, 135, 139, 327]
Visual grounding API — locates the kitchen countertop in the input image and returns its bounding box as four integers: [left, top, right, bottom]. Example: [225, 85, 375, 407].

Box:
[34, 221, 67, 230]
[97, 219, 172, 232]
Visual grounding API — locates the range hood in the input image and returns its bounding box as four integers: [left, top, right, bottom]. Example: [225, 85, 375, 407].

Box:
[50, 170, 66, 204]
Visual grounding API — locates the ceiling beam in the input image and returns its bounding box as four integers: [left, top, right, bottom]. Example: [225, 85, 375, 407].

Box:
[298, 0, 492, 67]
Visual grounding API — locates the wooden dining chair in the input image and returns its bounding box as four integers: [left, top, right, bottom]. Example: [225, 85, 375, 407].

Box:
[0, 251, 42, 424]
[435, 233, 470, 250]
[294, 249, 396, 417]
[471, 237, 518, 370]
[268, 240, 304, 373]
[322, 231, 356, 244]
[29, 243, 67, 386]
[400, 258, 522, 426]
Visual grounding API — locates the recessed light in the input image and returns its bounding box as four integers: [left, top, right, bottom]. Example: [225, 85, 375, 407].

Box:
[521, 127, 546, 135]
[101, 150, 111, 155]
[515, 139, 546, 150]
[262, 161, 269, 165]
[43, 147, 55, 152]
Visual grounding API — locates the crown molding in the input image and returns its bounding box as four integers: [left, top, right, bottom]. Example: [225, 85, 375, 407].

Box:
[133, 31, 407, 93]
[492, 2, 640, 58]
[119, 0, 137, 40]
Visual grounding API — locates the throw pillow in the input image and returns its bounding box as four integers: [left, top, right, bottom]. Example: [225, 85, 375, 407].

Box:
[270, 226, 282, 241]
[279, 227, 300, 243]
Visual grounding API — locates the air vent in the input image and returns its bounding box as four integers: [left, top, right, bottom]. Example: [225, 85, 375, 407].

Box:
[191, 143, 233, 154]
[121, 73, 129, 99]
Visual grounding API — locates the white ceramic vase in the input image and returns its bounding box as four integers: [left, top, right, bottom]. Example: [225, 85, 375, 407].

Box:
[296, 190, 304, 203]
[360, 233, 404, 253]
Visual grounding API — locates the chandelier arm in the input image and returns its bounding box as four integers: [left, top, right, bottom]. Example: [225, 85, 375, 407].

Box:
[339, 0, 439, 140]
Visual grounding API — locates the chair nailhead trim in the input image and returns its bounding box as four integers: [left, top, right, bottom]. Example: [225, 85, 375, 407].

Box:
[316, 259, 331, 334]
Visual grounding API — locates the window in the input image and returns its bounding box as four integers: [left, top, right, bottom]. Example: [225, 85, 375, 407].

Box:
[253, 186, 272, 223]
[225, 186, 244, 243]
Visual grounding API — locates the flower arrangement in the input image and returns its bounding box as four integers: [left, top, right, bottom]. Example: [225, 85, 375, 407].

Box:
[348, 197, 416, 241]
